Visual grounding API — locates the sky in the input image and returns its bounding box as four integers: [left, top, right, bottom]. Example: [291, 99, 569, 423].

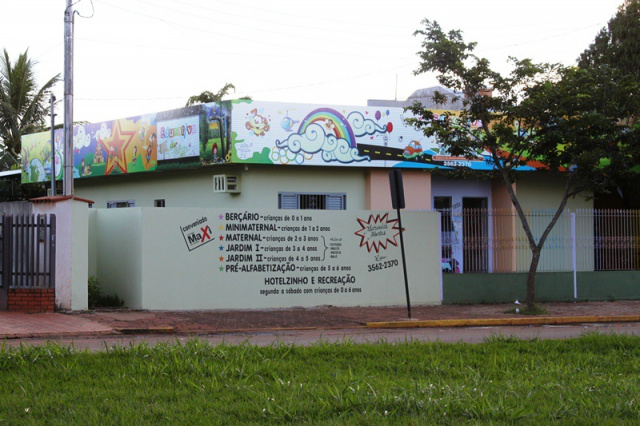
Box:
[1, 0, 624, 124]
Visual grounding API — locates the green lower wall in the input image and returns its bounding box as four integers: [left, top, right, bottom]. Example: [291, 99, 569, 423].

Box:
[443, 271, 640, 304]
[577, 271, 640, 301]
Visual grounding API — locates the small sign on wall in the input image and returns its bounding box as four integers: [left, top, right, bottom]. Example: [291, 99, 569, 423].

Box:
[180, 216, 214, 251]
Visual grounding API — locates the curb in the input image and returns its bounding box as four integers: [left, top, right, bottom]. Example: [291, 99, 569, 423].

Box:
[366, 315, 640, 329]
[116, 325, 367, 336]
[1, 330, 115, 340]
[115, 326, 175, 335]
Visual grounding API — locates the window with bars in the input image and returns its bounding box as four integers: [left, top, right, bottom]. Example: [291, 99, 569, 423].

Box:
[278, 193, 346, 210]
[434, 196, 454, 271]
[107, 200, 136, 208]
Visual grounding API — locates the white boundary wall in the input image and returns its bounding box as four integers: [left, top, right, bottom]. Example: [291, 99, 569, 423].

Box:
[91, 208, 442, 310]
[33, 198, 89, 310]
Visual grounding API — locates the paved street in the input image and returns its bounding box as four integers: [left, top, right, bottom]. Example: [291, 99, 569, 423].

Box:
[2, 301, 640, 351]
[4, 321, 640, 352]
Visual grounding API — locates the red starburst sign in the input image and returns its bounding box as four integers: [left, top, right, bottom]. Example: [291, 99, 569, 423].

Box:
[354, 213, 402, 253]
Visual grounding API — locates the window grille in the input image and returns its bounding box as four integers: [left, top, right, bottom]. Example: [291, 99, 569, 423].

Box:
[278, 193, 346, 210]
[107, 200, 135, 208]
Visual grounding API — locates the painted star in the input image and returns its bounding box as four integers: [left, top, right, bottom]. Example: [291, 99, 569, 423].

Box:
[219, 266, 224, 272]
[219, 214, 224, 220]
[100, 120, 136, 175]
[354, 213, 401, 253]
[219, 256, 224, 262]
[219, 245, 224, 251]
[219, 225, 224, 231]
[219, 235, 224, 241]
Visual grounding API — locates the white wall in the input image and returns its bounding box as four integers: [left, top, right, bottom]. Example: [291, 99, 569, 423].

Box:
[91, 208, 442, 310]
[33, 198, 89, 310]
[71, 201, 89, 309]
[87, 209, 98, 277]
[95, 208, 144, 307]
[75, 165, 368, 210]
[431, 176, 493, 208]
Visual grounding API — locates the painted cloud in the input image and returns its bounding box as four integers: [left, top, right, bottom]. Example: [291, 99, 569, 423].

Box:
[273, 123, 370, 165]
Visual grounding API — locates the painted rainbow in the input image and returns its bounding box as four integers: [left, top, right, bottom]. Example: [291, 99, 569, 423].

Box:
[297, 108, 357, 148]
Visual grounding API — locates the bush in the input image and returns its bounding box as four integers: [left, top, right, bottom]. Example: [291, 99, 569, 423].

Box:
[88, 276, 125, 309]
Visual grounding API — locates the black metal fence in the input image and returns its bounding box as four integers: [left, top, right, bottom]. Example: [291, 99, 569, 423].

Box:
[0, 214, 56, 309]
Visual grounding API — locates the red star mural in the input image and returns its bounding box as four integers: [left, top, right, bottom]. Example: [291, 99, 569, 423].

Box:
[100, 120, 136, 175]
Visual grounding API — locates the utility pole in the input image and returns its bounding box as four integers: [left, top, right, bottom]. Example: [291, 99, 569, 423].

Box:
[49, 93, 56, 196]
[63, 0, 74, 195]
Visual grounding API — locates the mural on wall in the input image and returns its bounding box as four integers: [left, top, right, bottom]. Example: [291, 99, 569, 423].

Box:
[157, 115, 199, 161]
[229, 100, 498, 170]
[202, 103, 227, 165]
[21, 99, 537, 185]
[21, 129, 64, 184]
[72, 115, 159, 179]
[21, 104, 227, 184]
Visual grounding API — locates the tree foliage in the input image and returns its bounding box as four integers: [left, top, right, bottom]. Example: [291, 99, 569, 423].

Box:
[579, 0, 640, 69]
[579, 0, 640, 114]
[409, 19, 638, 311]
[0, 177, 47, 201]
[578, 0, 640, 202]
[185, 82, 250, 106]
[0, 49, 60, 167]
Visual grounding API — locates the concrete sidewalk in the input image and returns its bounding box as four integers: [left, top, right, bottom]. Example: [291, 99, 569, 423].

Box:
[0, 312, 113, 339]
[2, 301, 640, 339]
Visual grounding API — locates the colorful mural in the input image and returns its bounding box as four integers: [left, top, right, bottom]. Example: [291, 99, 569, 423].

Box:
[72, 114, 159, 179]
[228, 100, 499, 170]
[21, 104, 225, 184]
[21, 130, 64, 184]
[21, 99, 531, 185]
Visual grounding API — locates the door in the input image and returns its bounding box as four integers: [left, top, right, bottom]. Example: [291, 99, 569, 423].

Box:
[463, 197, 488, 272]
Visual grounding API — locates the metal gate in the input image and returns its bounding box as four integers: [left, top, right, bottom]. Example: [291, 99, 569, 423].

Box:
[0, 214, 56, 310]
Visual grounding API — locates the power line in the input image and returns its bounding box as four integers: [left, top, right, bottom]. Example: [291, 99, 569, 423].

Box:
[247, 62, 416, 94]
[160, 0, 411, 39]
[76, 95, 187, 101]
[75, 60, 417, 102]
[93, 0, 410, 58]
[476, 22, 610, 53]
[176, 0, 418, 31]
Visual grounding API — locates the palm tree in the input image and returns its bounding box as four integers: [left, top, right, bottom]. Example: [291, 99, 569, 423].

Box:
[0, 49, 60, 166]
[185, 82, 250, 106]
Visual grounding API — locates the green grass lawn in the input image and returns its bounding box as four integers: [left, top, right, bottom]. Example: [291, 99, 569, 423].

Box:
[1, 334, 639, 425]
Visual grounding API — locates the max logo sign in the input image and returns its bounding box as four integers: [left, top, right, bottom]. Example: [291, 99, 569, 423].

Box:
[180, 217, 214, 251]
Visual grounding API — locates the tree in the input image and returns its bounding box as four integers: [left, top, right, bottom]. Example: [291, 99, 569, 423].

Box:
[579, 0, 640, 204]
[409, 20, 638, 312]
[0, 49, 60, 167]
[579, 0, 640, 129]
[185, 82, 250, 106]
